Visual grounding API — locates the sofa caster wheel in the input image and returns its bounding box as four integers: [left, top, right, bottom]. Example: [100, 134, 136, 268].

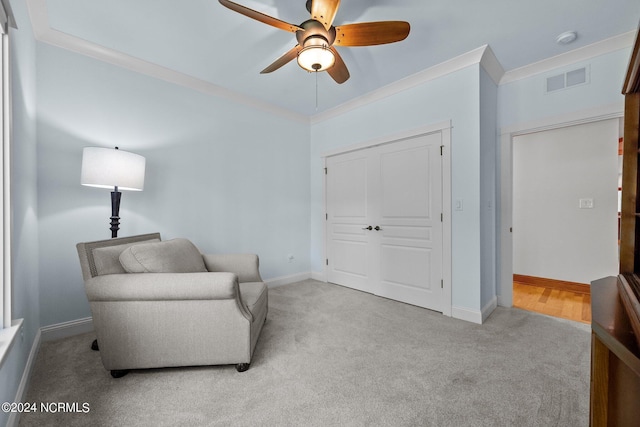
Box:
[236, 363, 250, 372]
[91, 340, 99, 351]
[110, 370, 129, 378]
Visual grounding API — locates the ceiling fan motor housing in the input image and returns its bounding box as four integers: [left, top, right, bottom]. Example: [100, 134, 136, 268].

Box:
[296, 19, 336, 46]
[296, 19, 337, 71]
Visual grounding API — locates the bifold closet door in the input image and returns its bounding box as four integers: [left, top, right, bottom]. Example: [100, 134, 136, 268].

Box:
[326, 133, 443, 312]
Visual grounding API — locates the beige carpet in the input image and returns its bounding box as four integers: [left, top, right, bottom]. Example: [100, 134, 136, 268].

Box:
[19, 280, 590, 426]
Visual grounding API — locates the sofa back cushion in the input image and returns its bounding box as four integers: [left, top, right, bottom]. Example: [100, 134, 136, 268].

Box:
[92, 239, 160, 276]
[119, 238, 207, 273]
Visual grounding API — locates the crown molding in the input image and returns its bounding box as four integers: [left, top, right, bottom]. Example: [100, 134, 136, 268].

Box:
[311, 45, 491, 124]
[499, 101, 623, 138]
[25, 0, 309, 124]
[500, 30, 637, 85]
[25, 0, 636, 124]
[480, 45, 505, 85]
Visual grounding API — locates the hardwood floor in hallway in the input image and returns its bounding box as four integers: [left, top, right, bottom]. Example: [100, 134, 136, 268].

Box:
[513, 281, 591, 324]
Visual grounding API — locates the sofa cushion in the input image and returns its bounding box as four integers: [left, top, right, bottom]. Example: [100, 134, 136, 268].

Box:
[119, 238, 207, 273]
[92, 239, 160, 276]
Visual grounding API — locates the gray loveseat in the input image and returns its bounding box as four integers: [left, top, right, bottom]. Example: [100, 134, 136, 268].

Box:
[76, 233, 267, 377]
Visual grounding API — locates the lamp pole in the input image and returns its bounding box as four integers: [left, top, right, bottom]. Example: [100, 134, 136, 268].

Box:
[110, 185, 121, 238]
[107, 147, 123, 238]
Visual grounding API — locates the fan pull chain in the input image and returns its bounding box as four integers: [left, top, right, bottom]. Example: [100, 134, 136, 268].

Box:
[315, 70, 319, 111]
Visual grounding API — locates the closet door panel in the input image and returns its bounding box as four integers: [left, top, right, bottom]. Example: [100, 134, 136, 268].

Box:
[326, 151, 375, 293]
[326, 132, 443, 311]
[375, 133, 443, 311]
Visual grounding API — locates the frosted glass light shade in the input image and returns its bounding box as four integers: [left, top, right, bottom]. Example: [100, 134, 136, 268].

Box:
[297, 36, 335, 72]
[81, 147, 145, 191]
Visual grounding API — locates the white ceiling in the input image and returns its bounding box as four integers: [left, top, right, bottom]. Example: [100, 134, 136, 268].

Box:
[28, 0, 640, 116]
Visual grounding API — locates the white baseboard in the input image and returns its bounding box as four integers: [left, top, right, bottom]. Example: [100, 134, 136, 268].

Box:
[265, 272, 311, 288]
[482, 296, 498, 323]
[7, 329, 42, 427]
[451, 296, 498, 325]
[9, 318, 94, 426]
[451, 305, 483, 324]
[310, 271, 326, 282]
[497, 294, 513, 308]
[40, 317, 94, 342]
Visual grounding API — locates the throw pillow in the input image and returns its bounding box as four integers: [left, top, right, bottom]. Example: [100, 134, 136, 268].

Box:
[119, 238, 207, 273]
[92, 239, 160, 275]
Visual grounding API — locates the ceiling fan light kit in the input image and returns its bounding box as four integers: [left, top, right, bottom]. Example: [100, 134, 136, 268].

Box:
[298, 36, 335, 71]
[218, 0, 410, 84]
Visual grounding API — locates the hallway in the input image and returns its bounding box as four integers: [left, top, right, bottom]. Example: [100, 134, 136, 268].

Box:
[513, 280, 591, 324]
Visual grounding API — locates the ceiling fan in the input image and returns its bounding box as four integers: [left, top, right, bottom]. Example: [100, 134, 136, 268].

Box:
[218, 0, 410, 84]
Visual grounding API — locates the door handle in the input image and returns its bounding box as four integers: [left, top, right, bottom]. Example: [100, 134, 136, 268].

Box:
[362, 226, 373, 230]
[374, 226, 382, 231]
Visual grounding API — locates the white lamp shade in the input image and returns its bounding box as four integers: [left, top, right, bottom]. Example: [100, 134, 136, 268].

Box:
[81, 147, 145, 191]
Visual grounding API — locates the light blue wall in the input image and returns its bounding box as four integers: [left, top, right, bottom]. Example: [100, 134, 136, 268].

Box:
[496, 46, 630, 304]
[36, 44, 310, 326]
[0, 0, 39, 425]
[498, 48, 630, 129]
[480, 68, 498, 309]
[310, 65, 485, 312]
[3, 6, 632, 414]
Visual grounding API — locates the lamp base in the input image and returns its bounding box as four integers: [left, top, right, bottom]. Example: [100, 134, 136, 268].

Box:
[110, 190, 121, 238]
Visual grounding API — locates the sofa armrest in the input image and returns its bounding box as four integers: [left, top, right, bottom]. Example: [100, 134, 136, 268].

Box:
[202, 254, 263, 283]
[85, 272, 238, 302]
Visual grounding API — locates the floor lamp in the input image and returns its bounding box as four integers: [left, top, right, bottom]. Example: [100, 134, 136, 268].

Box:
[80, 146, 146, 238]
[81, 146, 145, 351]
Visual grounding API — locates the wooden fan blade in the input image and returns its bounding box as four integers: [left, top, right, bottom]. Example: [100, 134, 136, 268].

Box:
[334, 21, 410, 47]
[219, 0, 303, 33]
[327, 47, 349, 84]
[311, 0, 341, 31]
[261, 45, 302, 74]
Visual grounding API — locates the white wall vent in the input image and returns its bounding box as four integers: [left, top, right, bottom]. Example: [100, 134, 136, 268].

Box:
[545, 66, 589, 93]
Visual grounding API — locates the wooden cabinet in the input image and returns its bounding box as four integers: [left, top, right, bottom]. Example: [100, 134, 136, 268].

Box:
[590, 277, 640, 426]
[619, 26, 640, 273]
[591, 25, 640, 427]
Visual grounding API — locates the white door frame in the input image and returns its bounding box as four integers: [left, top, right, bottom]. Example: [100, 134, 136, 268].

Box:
[498, 103, 623, 307]
[321, 120, 452, 317]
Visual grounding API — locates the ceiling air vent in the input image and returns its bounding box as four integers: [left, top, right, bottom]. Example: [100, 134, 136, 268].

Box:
[545, 66, 589, 93]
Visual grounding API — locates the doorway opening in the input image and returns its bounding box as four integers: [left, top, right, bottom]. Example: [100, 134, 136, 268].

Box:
[510, 119, 621, 323]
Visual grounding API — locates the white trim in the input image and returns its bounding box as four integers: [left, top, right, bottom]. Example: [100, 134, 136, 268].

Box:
[451, 305, 483, 324]
[6, 328, 40, 427]
[24, 0, 308, 124]
[311, 271, 326, 282]
[1, 30, 9, 330]
[40, 317, 93, 342]
[498, 130, 513, 308]
[322, 121, 453, 318]
[0, 1, 7, 34]
[311, 47, 489, 124]
[24, 0, 635, 123]
[265, 272, 311, 288]
[497, 103, 624, 307]
[321, 157, 328, 284]
[500, 102, 624, 137]
[0, 318, 21, 368]
[500, 31, 636, 85]
[482, 296, 498, 323]
[441, 126, 452, 317]
[321, 120, 452, 158]
[480, 45, 505, 85]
